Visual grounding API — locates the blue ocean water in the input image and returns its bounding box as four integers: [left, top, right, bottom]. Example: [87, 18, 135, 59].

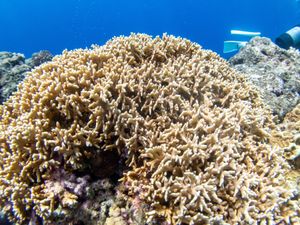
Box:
[0, 0, 298, 58]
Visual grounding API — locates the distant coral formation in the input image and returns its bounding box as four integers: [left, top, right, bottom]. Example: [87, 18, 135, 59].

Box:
[0, 50, 52, 104]
[229, 37, 300, 119]
[0, 34, 298, 224]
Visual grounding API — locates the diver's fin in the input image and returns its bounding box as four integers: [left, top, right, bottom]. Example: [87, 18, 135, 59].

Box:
[231, 30, 261, 37]
[223, 41, 247, 53]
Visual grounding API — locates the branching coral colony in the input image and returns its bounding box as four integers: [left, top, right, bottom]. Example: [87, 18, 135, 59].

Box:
[0, 34, 299, 225]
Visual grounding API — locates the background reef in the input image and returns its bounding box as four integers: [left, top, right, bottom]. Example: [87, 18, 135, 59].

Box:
[229, 37, 300, 119]
[0, 51, 53, 104]
[0, 34, 299, 225]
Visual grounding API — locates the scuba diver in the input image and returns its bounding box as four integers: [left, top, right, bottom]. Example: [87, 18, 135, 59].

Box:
[275, 25, 300, 49]
[224, 1, 300, 52]
[274, 1, 300, 49]
[223, 30, 261, 53]
[224, 25, 300, 53]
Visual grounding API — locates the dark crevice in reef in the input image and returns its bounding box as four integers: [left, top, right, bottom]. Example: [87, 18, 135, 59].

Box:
[74, 142, 129, 186]
[44, 142, 128, 225]
[90, 149, 121, 179]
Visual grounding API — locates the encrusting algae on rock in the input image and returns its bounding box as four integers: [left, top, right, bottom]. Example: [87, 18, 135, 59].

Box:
[0, 33, 299, 224]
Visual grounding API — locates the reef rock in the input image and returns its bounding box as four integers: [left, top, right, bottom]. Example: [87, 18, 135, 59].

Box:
[0, 50, 52, 103]
[229, 37, 300, 119]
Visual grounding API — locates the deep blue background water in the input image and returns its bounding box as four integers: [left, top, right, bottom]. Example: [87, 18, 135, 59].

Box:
[0, 0, 299, 58]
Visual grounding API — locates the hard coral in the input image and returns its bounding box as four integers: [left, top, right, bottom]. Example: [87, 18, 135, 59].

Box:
[272, 103, 300, 223]
[0, 34, 298, 224]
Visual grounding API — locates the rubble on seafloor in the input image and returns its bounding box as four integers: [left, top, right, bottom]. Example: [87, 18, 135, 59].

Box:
[0, 34, 299, 225]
